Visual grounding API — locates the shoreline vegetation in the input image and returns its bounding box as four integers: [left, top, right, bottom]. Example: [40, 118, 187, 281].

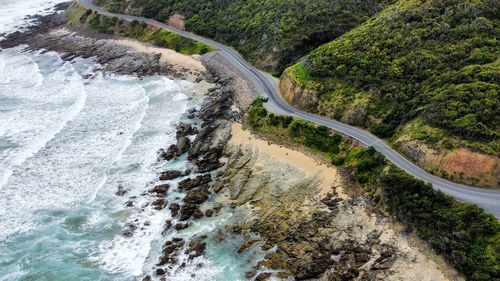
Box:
[93, 0, 393, 73]
[66, 2, 215, 56]
[247, 97, 499, 281]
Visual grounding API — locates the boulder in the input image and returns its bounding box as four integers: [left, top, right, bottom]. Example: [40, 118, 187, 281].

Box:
[159, 170, 185, 180]
[177, 136, 191, 155]
[169, 203, 180, 217]
[187, 239, 206, 259]
[184, 184, 210, 204]
[178, 174, 212, 191]
[192, 209, 204, 219]
[179, 204, 197, 221]
[255, 273, 272, 281]
[160, 144, 179, 161]
[156, 268, 166, 276]
[175, 223, 189, 230]
[163, 220, 172, 233]
[205, 209, 214, 217]
[151, 184, 170, 194]
[152, 198, 166, 210]
[176, 123, 197, 138]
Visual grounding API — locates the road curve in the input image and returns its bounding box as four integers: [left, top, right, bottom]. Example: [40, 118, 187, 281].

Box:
[79, 0, 500, 217]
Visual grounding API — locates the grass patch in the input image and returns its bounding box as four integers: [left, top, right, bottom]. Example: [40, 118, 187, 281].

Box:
[393, 118, 499, 155]
[288, 63, 310, 86]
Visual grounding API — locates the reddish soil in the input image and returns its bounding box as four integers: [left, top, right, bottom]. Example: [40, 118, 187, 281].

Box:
[168, 13, 185, 30]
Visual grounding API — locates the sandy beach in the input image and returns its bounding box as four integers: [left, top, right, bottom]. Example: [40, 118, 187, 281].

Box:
[230, 123, 347, 199]
[109, 38, 205, 71]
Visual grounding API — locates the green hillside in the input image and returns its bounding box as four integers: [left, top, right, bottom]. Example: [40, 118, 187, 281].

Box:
[94, 0, 392, 72]
[292, 0, 499, 141]
[283, 0, 500, 187]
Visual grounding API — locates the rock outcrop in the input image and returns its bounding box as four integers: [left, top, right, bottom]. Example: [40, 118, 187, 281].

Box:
[279, 72, 318, 111]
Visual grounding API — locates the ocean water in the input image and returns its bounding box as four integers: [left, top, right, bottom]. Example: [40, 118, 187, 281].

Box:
[0, 0, 68, 36]
[0, 1, 266, 280]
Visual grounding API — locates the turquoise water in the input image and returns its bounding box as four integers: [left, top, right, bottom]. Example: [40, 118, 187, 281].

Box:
[0, 46, 198, 280]
[0, 2, 271, 280]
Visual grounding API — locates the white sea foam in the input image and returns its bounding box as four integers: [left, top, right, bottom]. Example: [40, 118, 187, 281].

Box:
[0, 45, 200, 279]
[0, 66, 154, 239]
[0, 0, 68, 37]
[0, 1, 233, 278]
[89, 77, 194, 277]
[0, 48, 87, 189]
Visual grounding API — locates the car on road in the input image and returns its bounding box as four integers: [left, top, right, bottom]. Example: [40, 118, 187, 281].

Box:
[262, 96, 269, 102]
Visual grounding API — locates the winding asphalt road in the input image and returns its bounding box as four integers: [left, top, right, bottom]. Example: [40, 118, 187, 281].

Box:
[79, 0, 500, 217]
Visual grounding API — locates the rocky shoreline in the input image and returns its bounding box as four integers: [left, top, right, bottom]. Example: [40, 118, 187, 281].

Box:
[0, 2, 201, 80]
[0, 4, 460, 281]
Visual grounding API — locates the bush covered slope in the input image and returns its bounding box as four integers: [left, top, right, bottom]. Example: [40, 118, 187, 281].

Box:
[282, 0, 499, 186]
[94, 0, 392, 72]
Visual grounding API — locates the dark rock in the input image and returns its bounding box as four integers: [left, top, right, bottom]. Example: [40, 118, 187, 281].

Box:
[116, 185, 127, 196]
[142, 276, 151, 281]
[367, 230, 381, 240]
[245, 270, 257, 279]
[276, 272, 292, 279]
[184, 185, 210, 204]
[156, 268, 166, 276]
[192, 209, 204, 219]
[123, 223, 137, 238]
[179, 204, 197, 221]
[178, 174, 212, 191]
[255, 272, 272, 281]
[321, 193, 343, 212]
[175, 223, 189, 230]
[218, 76, 231, 85]
[188, 126, 228, 172]
[366, 230, 382, 245]
[163, 220, 172, 233]
[205, 209, 214, 217]
[159, 170, 184, 180]
[160, 144, 179, 161]
[172, 237, 184, 243]
[177, 136, 191, 155]
[160, 244, 183, 268]
[169, 203, 180, 217]
[176, 123, 197, 138]
[187, 240, 206, 259]
[151, 184, 170, 194]
[238, 239, 260, 253]
[152, 198, 166, 210]
[356, 252, 371, 263]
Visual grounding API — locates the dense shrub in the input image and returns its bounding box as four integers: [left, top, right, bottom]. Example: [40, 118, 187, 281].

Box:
[77, 9, 214, 55]
[381, 168, 499, 280]
[95, 0, 393, 71]
[292, 0, 499, 146]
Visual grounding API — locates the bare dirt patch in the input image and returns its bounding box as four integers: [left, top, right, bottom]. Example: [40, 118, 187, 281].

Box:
[439, 148, 499, 187]
[230, 123, 347, 199]
[168, 13, 185, 31]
